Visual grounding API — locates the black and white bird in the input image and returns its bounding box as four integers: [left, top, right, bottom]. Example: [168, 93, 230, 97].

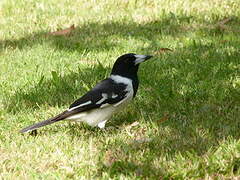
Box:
[20, 53, 153, 133]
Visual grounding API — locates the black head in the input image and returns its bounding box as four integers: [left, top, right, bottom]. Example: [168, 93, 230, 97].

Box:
[111, 53, 153, 78]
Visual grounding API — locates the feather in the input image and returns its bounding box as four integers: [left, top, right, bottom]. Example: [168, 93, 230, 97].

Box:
[19, 111, 69, 133]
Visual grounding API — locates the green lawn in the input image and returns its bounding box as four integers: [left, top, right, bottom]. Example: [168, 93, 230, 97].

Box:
[1, 0, 240, 179]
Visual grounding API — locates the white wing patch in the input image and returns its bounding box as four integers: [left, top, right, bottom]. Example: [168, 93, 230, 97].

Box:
[68, 101, 92, 111]
[111, 93, 118, 98]
[96, 93, 108, 104]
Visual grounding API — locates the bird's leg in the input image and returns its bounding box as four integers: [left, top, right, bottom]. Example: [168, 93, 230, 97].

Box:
[97, 120, 107, 129]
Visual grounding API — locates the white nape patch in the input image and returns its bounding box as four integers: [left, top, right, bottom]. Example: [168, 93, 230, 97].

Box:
[110, 75, 134, 107]
[98, 120, 107, 129]
[96, 93, 108, 104]
[110, 75, 132, 85]
[134, 54, 147, 65]
[68, 101, 92, 111]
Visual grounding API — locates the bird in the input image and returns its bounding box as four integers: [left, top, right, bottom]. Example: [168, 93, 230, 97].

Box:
[19, 53, 153, 133]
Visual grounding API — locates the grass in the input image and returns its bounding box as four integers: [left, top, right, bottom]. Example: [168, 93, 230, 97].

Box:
[0, 0, 240, 179]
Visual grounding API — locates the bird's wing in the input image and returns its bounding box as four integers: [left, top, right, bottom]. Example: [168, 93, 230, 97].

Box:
[19, 78, 130, 133]
[67, 78, 130, 114]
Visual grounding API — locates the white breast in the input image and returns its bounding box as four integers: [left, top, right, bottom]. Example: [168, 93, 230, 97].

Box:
[66, 105, 115, 126]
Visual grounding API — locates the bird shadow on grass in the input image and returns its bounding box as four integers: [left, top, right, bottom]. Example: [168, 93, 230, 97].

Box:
[2, 13, 240, 177]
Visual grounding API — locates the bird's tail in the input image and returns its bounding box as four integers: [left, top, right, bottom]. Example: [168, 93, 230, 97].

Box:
[19, 111, 69, 133]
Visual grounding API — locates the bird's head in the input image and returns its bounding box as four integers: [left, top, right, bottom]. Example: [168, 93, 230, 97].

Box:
[111, 53, 153, 77]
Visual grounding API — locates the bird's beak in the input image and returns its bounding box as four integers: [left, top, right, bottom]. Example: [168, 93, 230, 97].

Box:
[134, 55, 153, 65]
[144, 55, 153, 60]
